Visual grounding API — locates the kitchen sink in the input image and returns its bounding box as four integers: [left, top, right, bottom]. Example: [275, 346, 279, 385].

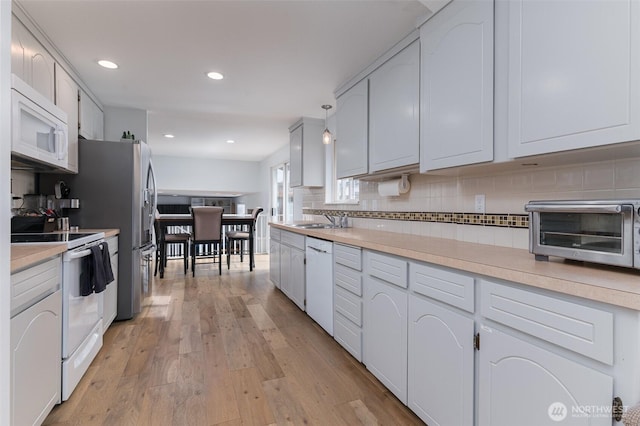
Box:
[289, 223, 337, 229]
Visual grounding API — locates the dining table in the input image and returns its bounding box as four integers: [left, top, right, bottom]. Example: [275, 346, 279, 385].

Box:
[155, 213, 256, 277]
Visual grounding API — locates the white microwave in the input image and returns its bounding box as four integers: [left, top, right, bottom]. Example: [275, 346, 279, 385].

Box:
[11, 74, 68, 170]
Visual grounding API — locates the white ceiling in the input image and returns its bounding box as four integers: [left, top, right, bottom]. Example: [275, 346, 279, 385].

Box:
[17, 0, 430, 162]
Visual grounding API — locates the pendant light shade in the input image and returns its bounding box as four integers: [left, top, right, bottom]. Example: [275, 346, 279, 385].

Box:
[321, 104, 332, 145]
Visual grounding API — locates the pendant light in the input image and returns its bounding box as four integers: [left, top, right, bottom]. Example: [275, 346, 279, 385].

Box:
[321, 104, 333, 145]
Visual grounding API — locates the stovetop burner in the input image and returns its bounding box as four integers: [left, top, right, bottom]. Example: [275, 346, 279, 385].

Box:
[11, 232, 105, 249]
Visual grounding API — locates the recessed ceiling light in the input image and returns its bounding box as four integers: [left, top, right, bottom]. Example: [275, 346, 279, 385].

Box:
[226, 139, 235, 144]
[207, 71, 224, 80]
[164, 134, 175, 138]
[98, 59, 118, 69]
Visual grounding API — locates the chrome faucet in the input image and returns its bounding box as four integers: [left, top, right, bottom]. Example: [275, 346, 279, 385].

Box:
[324, 214, 338, 227]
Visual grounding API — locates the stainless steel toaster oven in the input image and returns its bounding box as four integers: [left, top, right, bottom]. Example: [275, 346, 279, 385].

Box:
[525, 199, 640, 269]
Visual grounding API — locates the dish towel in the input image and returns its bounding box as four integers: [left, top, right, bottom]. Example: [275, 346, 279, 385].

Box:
[91, 241, 114, 294]
[623, 403, 640, 426]
[80, 241, 114, 296]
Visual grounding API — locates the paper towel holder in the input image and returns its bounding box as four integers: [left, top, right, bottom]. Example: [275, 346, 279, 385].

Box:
[377, 174, 411, 197]
[399, 174, 410, 192]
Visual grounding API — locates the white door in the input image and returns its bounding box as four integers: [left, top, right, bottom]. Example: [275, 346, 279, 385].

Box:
[289, 247, 306, 311]
[478, 326, 613, 426]
[369, 41, 420, 173]
[364, 276, 408, 403]
[336, 78, 368, 178]
[506, 0, 640, 157]
[269, 240, 281, 288]
[408, 295, 474, 426]
[11, 17, 55, 103]
[11, 290, 61, 426]
[280, 244, 291, 298]
[420, 0, 494, 171]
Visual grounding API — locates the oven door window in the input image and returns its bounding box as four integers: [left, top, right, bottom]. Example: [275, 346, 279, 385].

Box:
[539, 212, 623, 254]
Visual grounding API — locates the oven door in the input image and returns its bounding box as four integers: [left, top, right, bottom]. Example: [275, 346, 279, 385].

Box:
[61, 244, 104, 359]
[61, 243, 106, 400]
[527, 203, 634, 267]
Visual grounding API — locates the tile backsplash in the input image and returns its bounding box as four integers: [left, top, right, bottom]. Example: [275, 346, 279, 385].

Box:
[301, 157, 640, 249]
[11, 170, 36, 199]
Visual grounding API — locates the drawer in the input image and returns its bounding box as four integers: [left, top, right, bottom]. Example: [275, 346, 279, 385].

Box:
[334, 244, 362, 271]
[334, 312, 363, 362]
[410, 262, 475, 313]
[481, 280, 613, 365]
[11, 257, 61, 317]
[281, 230, 305, 250]
[366, 251, 408, 289]
[335, 263, 362, 296]
[270, 227, 281, 241]
[335, 285, 362, 326]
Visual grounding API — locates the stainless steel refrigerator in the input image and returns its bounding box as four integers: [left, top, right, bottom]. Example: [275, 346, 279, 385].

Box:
[44, 139, 157, 319]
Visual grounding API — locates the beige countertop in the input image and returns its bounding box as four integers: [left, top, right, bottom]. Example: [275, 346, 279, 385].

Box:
[271, 222, 640, 311]
[11, 229, 120, 273]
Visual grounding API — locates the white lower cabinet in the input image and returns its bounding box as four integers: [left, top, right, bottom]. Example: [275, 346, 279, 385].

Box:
[363, 253, 408, 403]
[279, 230, 305, 310]
[289, 247, 305, 310]
[478, 327, 613, 426]
[11, 290, 62, 426]
[269, 239, 281, 288]
[408, 294, 474, 426]
[10, 256, 62, 426]
[270, 228, 281, 288]
[103, 236, 119, 331]
[357, 252, 626, 425]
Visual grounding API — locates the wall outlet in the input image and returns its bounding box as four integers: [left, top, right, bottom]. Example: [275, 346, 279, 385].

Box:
[475, 194, 486, 214]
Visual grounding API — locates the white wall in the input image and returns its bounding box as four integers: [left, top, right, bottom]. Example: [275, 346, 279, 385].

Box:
[1, 1, 12, 423]
[104, 106, 148, 142]
[153, 155, 262, 195]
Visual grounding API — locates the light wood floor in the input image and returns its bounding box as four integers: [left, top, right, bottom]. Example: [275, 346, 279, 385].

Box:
[44, 255, 424, 426]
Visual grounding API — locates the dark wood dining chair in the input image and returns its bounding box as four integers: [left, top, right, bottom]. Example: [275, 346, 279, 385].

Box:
[154, 212, 190, 275]
[191, 206, 224, 276]
[226, 207, 263, 271]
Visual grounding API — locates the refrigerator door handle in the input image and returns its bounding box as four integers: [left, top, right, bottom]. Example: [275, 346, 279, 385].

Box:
[149, 160, 158, 215]
[141, 243, 156, 258]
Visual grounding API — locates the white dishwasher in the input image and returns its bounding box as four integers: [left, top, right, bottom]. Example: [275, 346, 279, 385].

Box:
[305, 237, 334, 336]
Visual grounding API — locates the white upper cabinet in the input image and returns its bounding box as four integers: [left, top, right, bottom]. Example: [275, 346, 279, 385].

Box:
[11, 16, 55, 103]
[289, 124, 303, 187]
[506, 0, 640, 158]
[420, 0, 494, 171]
[79, 89, 104, 141]
[289, 118, 324, 188]
[369, 41, 420, 173]
[54, 64, 79, 173]
[336, 79, 368, 178]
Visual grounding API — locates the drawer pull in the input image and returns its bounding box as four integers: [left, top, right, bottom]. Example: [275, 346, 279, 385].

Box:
[613, 397, 623, 422]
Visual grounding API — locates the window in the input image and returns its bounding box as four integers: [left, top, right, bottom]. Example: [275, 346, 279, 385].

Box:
[325, 143, 359, 204]
[271, 162, 293, 222]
